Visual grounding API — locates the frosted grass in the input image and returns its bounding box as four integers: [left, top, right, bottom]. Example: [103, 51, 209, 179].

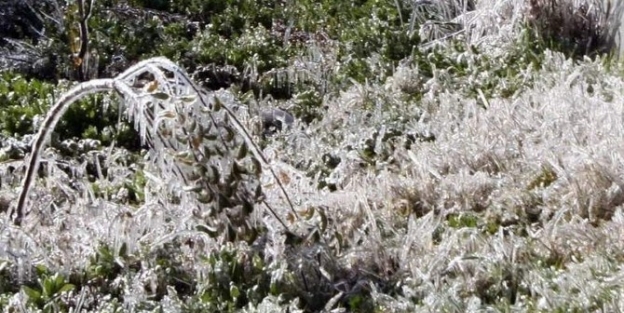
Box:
[3, 0, 624, 311]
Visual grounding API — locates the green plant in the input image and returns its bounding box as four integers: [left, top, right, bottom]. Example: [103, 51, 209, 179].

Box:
[191, 244, 272, 312]
[22, 268, 76, 312]
[0, 72, 56, 136]
[0, 72, 140, 151]
[86, 243, 127, 283]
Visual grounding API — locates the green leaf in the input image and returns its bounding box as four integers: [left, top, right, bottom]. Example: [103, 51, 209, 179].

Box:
[251, 158, 262, 176]
[213, 97, 223, 111]
[229, 284, 240, 299]
[53, 274, 66, 288]
[269, 283, 278, 295]
[57, 283, 76, 294]
[319, 208, 328, 232]
[22, 286, 41, 300]
[119, 242, 128, 258]
[35, 264, 48, 277]
[254, 184, 263, 199]
[334, 231, 343, 253]
[180, 95, 197, 103]
[42, 277, 55, 297]
[236, 142, 248, 160]
[152, 92, 171, 100]
[252, 254, 263, 270]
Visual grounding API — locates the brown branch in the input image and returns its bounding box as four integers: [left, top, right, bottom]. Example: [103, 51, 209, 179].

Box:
[77, 0, 94, 81]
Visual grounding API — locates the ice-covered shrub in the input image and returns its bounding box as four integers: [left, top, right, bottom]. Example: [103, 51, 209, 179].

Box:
[11, 57, 293, 242]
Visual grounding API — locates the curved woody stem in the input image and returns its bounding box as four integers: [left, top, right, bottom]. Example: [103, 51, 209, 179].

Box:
[12, 79, 116, 225]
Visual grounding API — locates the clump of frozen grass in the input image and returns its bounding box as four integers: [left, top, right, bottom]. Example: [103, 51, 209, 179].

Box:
[410, 0, 523, 49]
[413, 0, 621, 59]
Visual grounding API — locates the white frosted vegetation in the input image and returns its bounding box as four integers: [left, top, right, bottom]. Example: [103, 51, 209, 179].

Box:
[253, 48, 624, 310]
[385, 54, 624, 310]
[4, 0, 624, 311]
